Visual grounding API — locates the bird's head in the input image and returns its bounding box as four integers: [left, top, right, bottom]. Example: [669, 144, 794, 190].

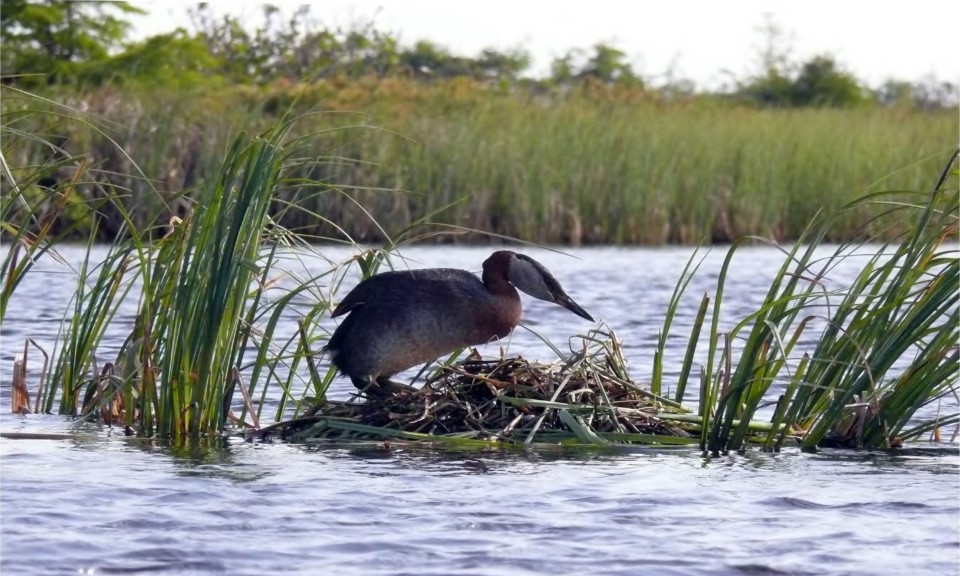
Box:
[485, 251, 595, 322]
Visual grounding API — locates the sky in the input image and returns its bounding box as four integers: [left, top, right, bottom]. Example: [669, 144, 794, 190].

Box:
[130, 0, 960, 89]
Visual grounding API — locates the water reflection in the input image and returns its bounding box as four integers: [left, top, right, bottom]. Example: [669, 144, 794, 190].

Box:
[1, 431, 957, 576]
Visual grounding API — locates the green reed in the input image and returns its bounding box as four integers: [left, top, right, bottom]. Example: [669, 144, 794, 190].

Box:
[4, 80, 955, 245]
[679, 149, 959, 452]
[2, 89, 326, 437]
[2, 88, 461, 439]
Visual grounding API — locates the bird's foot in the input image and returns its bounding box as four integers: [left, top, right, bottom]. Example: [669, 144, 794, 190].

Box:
[351, 376, 417, 397]
[377, 377, 418, 396]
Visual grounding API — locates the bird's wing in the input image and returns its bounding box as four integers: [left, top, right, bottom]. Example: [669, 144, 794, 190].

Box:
[330, 275, 384, 317]
[330, 269, 478, 317]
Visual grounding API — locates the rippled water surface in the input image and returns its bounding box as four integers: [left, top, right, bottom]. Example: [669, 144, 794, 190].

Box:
[2, 246, 958, 576]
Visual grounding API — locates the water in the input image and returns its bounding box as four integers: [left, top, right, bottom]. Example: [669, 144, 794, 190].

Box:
[2, 245, 958, 576]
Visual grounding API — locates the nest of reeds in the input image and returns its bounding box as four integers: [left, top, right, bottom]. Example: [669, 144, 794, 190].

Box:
[253, 346, 697, 447]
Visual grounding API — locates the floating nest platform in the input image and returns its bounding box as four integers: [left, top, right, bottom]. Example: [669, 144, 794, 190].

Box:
[252, 349, 700, 448]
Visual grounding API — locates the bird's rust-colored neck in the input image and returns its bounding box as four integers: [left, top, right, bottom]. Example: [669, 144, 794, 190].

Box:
[482, 251, 515, 295]
[481, 251, 522, 338]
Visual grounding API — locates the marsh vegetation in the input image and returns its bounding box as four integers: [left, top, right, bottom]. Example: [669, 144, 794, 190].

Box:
[4, 101, 956, 451]
[3, 1, 957, 244]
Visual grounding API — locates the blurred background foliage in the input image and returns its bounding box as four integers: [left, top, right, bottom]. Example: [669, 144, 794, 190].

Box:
[3, 1, 955, 107]
[1, 1, 956, 245]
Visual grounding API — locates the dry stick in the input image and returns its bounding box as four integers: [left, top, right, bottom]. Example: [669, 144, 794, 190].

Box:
[408, 420, 433, 434]
[441, 364, 514, 434]
[11, 357, 29, 414]
[462, 398, 481, 423]
[141, 319, 158, 429]
[523, 368, 579, 446]
[98, 364, 115, 425]
[593, 370, 683, 409]
[84, 349, 100, 415]
[107, 365, 122, 423]
[949, 384, 960, 443]
[409, 396, 434, 426]
[477, 399, 497, 424]
[853, 394, 868, 449]
[233, 366, 260, 430]
[81, 362, 114, 420]
[21, 339, 29, 404]
[27, 339, 49, 414]
[500, 412, 526, 437]
[14, 340, 31, 414]
[930, 400, 942, 443]
[590, 364, 627, 434]
[440, 364, 516, 413]
[252, 414, 326, 440]
[443, 364, 516, 390]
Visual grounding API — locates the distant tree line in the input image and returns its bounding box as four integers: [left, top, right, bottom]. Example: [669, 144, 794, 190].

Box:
[2, 0, 956, 108]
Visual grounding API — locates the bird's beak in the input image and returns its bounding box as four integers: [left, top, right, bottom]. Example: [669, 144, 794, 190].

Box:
[554, 293, 595, 322]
